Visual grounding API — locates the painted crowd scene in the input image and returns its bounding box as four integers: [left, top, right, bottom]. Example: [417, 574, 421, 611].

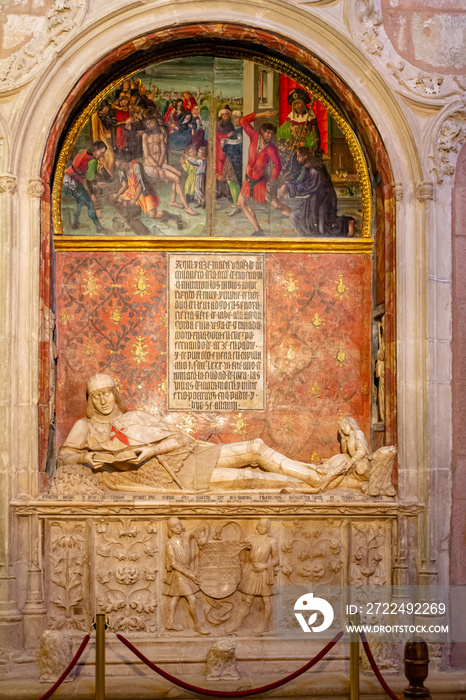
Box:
[60, 57, 363, 238]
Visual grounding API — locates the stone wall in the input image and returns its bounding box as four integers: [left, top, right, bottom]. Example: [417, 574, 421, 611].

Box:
[0, 0, 464, 688]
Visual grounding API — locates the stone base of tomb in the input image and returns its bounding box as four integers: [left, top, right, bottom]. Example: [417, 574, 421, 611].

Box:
[2, 492, 439, 694]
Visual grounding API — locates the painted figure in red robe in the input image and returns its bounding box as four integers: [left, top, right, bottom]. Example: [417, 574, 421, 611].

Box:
[236, 111, 282, 235]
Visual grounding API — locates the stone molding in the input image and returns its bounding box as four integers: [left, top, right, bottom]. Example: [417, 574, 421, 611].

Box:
[11, 497, 425, 517]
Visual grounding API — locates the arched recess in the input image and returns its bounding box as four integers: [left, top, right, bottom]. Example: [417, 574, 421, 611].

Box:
[36, 21, 398, 486]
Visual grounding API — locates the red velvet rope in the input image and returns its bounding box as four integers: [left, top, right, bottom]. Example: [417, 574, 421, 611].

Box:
[37, 633, 91, 700]
[116, 630, 343, 697]
[359, 631, 401, 700]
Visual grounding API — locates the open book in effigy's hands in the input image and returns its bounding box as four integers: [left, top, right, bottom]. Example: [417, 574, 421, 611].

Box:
[87, 447, 148, 471]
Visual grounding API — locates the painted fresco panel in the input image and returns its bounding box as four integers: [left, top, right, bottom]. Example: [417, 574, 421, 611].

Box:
[55, 251, 371, 463]
[57, 57, 364, 239]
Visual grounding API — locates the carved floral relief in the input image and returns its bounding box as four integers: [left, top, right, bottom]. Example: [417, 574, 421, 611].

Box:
[47, 520, 88, 631]
[95, 519, 158, 632]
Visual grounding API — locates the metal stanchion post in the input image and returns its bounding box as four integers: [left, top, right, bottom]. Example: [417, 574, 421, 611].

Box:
[349, 613, 360, 700]
[95, 614, 106, 700]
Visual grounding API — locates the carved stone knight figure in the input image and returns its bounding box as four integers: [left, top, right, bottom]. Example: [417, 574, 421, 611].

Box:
[224, 519, 279, 634]
[163, 517, 209, 635]
[53, 373, 395, 496]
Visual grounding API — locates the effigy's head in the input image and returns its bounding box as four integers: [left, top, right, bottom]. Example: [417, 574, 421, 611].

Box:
[86, 373, 126, 418]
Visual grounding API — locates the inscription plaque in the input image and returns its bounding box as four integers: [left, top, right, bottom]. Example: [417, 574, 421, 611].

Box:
[168, 253, 265, 411]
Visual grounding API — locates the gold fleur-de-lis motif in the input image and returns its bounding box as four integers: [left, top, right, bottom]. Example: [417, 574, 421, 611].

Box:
[335, 274, 348, 299]
[133, 268, 149, 298]
[111, 308, 121, 324]
[233, 413, 247, 435]
[82, 270, 100, 299]
[85, 340, 96, 359]
[283, 272, 299, 298]
[335, 342, 347, 367]
[133, 336, 148, 364]
[284, 416, 296, 430]
[160, 313, 168, 327]
[309, 381, 321, 397]
[158, 378, 167, 394]
[311, 313, 323, 328]
[311, 452, 320, 463]
[60, 309, 69, 324]
[284, 344, 295, 362]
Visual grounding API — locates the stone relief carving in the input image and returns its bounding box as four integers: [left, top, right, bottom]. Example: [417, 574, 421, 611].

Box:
[350, 523, 388, 587]
[197, 521, 249, 603]
[386, 62, 445, 97]
[416, 181, 434, 202]
[0, 173, 17, 194]
[38, 630, 74, 683]
[348, 0, 464, 105]
[431, 111, 466, 184]
[0, 0, 86, 93]
[163, 517, 210, 634]
[223, 519, 279, 634]
[162, 519, 283, 636]
[50, 463, 105, 497]
[38, 513, 398, 648]
[281, 520, 342, 586]
[48, 520, 87, 631]
[349, 522, 400, 672]
[95, 519, 158, 632]
[51, 373, 396, 497]
[206, 640, 239, 680]
[28, 178, 46, 198]
[356, 0, 384, 57]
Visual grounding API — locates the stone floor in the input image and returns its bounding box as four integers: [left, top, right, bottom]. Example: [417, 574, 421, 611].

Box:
[1, 668, 465, 699]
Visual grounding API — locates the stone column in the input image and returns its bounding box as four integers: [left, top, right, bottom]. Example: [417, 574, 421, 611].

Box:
[0, 174, 23, 650]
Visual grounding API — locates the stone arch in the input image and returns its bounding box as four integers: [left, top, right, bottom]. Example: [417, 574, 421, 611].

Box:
[5, 3, 425, 499]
